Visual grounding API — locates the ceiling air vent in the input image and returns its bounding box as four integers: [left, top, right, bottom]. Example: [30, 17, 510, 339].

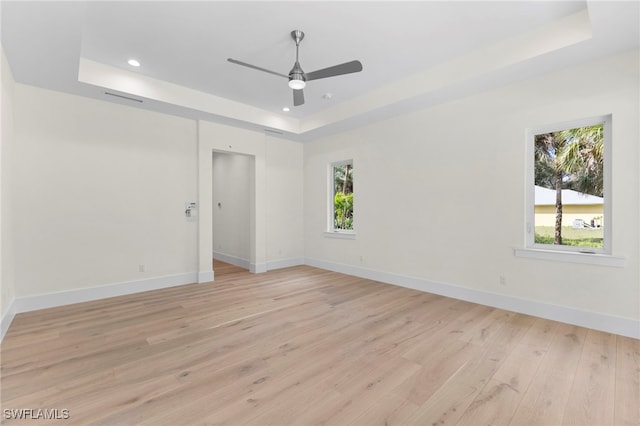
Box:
[263, 129, 283, 135]
[104, 92, 143, 103]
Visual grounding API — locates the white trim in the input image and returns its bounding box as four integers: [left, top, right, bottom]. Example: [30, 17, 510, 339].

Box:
[250, 262, 268, 273]
[213, 251, 250, 270]
[211, 252, 273, 274]
[267, 257, 304, 271]
[198, 271, 214, 283]
[1, 299, 17, 342]
[304, 257, 639, 339]
[514, 248, 625, 267]
[324, 231, 356, 240]
[14, 272, 198, 313]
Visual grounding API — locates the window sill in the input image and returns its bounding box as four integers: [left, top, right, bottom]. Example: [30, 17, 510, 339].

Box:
[514, 248, 625, 267]
[324, 231, 356, 240]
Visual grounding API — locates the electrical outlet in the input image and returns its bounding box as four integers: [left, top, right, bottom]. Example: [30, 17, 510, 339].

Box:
[499, 275, 506, 286]
[139, 264, 145, 273]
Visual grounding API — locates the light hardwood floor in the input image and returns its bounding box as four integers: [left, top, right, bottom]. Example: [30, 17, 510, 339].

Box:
[213, 258, 248, 276]
[1, 263, 638, 425]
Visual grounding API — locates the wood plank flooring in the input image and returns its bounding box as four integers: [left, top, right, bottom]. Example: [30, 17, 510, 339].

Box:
[213, 259, 248, 276]
[1, 263, 638, 425]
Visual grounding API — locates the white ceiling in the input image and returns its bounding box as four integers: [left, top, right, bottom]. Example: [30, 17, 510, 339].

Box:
[2, 1, 638, 141]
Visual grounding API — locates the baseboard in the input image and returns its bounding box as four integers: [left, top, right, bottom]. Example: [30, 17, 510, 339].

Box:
[213, 252, 250, 270]
[213, 253, 302, 274]
[15, 272, 198, 314]
[198, 270, 214, 283]
[304, 257, 640, 339]
[0, 299, 16, 343]
[267, 257, 304, 271]
[250, 262, 268, 273]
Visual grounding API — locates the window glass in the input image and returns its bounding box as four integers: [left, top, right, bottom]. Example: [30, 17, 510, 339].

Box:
[331, 161, 354, 232]
[529, 116, 610, 253]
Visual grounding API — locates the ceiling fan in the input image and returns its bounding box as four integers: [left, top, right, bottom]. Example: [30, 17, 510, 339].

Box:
[227, 30, 363, 107]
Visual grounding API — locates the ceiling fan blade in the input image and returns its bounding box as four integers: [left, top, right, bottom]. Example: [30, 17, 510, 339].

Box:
[306, 60, 363, 81]
[227, 58, 288, 79]
[293, 89, 305, 106]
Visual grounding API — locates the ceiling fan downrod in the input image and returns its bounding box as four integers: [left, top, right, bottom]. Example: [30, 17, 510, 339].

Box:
[288, 30, 306, 89]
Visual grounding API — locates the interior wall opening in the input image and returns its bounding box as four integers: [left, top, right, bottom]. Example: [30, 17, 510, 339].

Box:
[212, 151, 254, 274]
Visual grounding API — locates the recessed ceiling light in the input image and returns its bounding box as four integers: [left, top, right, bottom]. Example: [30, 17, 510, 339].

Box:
[282, 107, 290, 112]
[128, 59, 140, 67]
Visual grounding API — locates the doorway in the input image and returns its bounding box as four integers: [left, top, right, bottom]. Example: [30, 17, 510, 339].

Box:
[196, 121, 268, 283]
[212, 151, 253, 273]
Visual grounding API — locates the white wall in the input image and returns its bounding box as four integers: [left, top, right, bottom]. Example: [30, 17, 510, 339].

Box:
[1, 47, 17, 337]
[11, 85, 199, 297]
[304, 49, 639, 335]
[265, 136, 304, 268]
[212, 152, 252, 267]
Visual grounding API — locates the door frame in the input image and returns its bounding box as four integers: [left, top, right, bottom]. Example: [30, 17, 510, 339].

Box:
[197, 121, 267, 282]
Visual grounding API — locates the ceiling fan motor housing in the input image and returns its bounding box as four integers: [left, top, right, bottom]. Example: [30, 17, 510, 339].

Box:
[289, 62, 306, 85]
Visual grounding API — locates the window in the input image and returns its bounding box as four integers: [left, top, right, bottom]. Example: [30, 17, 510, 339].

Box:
[525, 115, 611, 255]
[329, 160, 354, 233]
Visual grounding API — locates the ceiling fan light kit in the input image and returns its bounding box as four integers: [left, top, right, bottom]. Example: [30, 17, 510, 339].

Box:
[228, 30, 363, 107]
[288, 78, 305, 90]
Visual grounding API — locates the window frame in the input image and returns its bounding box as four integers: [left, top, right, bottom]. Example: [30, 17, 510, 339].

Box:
[327, 159, 355, 237]
[521, 114, 617, 262]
